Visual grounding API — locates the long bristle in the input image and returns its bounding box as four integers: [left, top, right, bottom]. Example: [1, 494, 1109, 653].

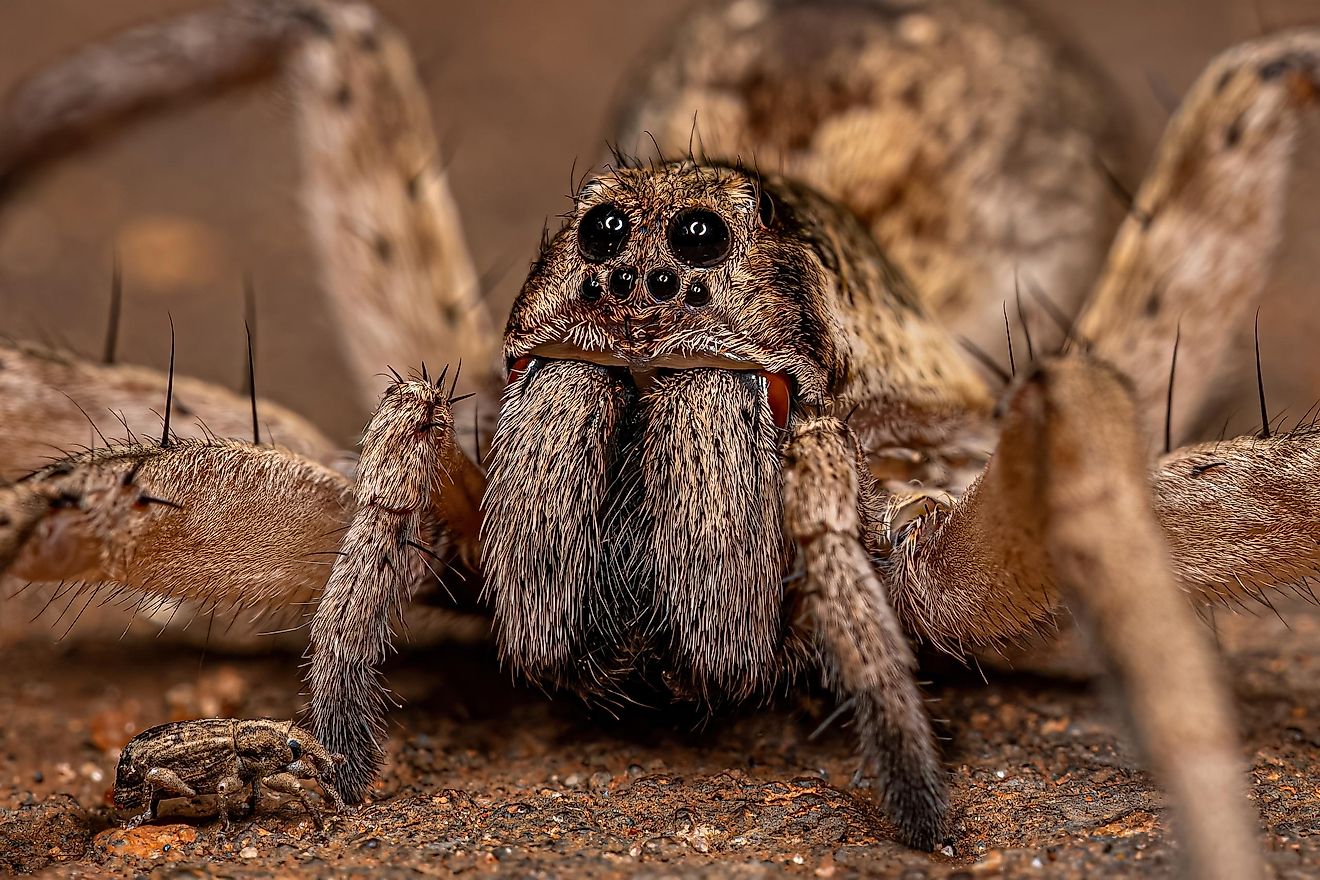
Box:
[1165, 323, 1181, 455]
[1255, 310, 1270, 439]
[246, 319, 260, 445]
[103, 251, 123, 365]
[161, 317, 176, 448]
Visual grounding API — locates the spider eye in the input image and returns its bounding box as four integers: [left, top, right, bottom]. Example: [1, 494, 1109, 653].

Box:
[667, 208, 731, 267]
[577, 203, 631, 262]
[287, 738, 302, 760]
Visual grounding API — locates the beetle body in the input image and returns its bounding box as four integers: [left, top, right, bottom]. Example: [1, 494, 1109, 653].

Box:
[114, 718, 345, 830]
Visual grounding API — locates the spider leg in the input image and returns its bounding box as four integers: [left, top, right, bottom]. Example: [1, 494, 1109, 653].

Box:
[0, 440, 355, 620]
[782, 415, 946, 851]
[308, 377, 483, 803]
[286, 2, 502, 418]
[1, 0, 504, 448]
[1077, 31, 1320, 446]
[887, 356, 1260, 880]
[1153, 432, 1320, 608]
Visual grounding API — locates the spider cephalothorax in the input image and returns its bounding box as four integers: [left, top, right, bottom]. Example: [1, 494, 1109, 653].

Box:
[490, 162, 827, 705]
[486, 160, 981, 708]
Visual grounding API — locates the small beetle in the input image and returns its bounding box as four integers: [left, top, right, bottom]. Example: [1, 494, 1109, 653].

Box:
[114, 718, 346, 831]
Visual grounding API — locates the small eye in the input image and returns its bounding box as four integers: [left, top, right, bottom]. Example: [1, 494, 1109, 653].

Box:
[577, 203, 631, 263]
[288, 738, 303, 760]
[667, 208, 730, 267]
[609, 266, 638, 298]
[580, 273, 603, 302]
[646, 267, 679, 301]
[684, 279, 711, 307]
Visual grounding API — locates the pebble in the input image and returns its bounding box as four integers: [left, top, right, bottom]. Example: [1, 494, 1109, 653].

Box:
[239, 846, 258, 859]
[94, 824, 197, 859]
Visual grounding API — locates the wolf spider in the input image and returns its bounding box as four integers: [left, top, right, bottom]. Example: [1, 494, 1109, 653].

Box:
[1, 2, 1318, 878]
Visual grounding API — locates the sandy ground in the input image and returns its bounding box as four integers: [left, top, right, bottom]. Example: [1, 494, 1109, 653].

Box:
[4, 1, 1320, 877]
[3, 601, 1320, 877]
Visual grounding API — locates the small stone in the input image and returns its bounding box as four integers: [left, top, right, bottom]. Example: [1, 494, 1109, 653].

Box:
[93, 824, 197, 860]
[239, 846, 258, 859]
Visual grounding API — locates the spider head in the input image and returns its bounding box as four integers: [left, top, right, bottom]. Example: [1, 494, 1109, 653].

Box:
[503, 160, 846, 422]
[485, 162, 854, 703]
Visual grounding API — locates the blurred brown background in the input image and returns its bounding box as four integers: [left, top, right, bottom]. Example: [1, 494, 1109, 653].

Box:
[1, 0, 1318, 446]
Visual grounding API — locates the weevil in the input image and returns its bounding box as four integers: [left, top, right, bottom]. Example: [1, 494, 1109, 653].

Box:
[114, 718, 345, 831]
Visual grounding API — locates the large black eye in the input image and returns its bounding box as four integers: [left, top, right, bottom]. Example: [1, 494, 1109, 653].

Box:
[667, 208, 731, 267]
[288, 738, 302, 760]
[577, 203, 630, 262]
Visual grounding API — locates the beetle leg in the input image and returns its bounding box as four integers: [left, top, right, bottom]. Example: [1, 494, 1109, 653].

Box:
[263, 773, 324, 831]
[312, 765, 347, 815]
[127, 808, 153, 832]
[215, 774, 246, 831]
[123, 767, 196, 829]
[781, 415, 946, 851]
[122, 804, 155, 832]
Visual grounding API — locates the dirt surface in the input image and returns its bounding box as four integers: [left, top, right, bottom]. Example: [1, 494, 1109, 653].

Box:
[2, 601, 1320, 878]
[5, 1, 1320, 878]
